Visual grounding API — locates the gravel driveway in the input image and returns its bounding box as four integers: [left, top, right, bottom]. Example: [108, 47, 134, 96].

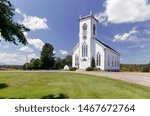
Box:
[75, 70, 150, 87]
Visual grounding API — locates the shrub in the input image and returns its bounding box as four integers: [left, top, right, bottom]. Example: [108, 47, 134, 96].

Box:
[91, 57, 95, 67]
[86, 67, 98, 71]
[142, 65, 150, 72]
[69, 67, 77, 71]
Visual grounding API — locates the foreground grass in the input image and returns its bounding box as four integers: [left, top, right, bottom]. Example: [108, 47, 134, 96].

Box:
[0, 72, 150, 99]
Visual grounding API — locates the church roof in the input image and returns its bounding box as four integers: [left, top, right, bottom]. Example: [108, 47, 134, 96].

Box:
[94, 38, 120, 55]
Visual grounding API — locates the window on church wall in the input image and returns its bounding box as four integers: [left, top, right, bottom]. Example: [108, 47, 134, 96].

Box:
[96, 53, 101, 66]
[75, 55, 79, 67]
[93, 24, 96, 35]
[82, 43, 88, 57]
[112, 57, 113, 67]
[108, 55, 110, 66]
[82, 23, 87, 35]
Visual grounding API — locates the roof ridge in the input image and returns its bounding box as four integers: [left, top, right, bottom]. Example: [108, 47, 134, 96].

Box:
[94, 38, 120, 55]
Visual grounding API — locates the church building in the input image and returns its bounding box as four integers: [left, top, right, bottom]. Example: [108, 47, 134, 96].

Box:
[72, 13, 120, 71]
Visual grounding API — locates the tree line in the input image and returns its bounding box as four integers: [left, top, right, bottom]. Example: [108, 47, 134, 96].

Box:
[120, 63, 150, 72]
[22, 43, 72, 70]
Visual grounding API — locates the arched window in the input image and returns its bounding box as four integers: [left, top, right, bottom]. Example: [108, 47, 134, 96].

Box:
[112, 56, 113, 67]
[108, 55, 110, 66]
[75, 55, 79, 67]
[96, 52, 101, 66]
[82, 23, 87, 35]
[82, 43, 88, 57]
[93, 24, 96, 35]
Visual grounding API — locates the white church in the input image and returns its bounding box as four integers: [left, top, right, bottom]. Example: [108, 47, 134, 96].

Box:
[72, 13, 120, 71]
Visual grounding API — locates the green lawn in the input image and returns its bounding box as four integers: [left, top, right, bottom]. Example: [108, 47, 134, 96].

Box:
[0, 72, 150, 99]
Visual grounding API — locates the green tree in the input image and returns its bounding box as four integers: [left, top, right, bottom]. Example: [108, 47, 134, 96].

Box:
[40, 43, 54, 69]
[0, 0, 29, 45]
[54, 57, 63, 69]
[62, 55, 72, 67]
[31, 59, 41, 69]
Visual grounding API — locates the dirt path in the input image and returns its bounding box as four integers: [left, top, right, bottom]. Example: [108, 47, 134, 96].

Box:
[74, 71, 150, 87]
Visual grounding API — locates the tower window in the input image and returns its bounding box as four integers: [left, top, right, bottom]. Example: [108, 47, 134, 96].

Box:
[82, 23, 87, 35]
[93, 24, 96, 35]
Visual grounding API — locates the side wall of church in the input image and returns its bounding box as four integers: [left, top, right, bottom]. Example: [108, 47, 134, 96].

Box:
[105, 49, 120, 71]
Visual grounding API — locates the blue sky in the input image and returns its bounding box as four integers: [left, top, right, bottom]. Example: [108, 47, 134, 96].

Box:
[0, 0, 150, 65]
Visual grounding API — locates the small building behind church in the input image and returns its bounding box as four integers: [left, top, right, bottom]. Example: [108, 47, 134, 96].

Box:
[72, 13, 120, 71]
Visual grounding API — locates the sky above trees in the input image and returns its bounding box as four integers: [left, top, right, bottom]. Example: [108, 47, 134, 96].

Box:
[0, 0, 150, 65]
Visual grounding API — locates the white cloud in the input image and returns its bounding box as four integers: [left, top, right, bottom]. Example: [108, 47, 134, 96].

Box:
[96, 0, 150, 24]
[16, 8, 49, 31]
[19, 46, 34, 53]
[113, 27, 139, 42]
[23, 32, 28, 37]
[144, 30, 150, 34]
[3, 45, 10, 49]
[0, 53, 39, 65]
[15, 8, 22, 14]
[59, 50, 68, 56]
[53, 50, 56, 54]
[94, 12, 108, 25]
[127, 45, 145, 49]
[22, 16, 49, 31]
[0, 53, 25, 65]
[27, 38, 44, 50]
[28, 53, 39, 62]
[0, 32, 3, 40]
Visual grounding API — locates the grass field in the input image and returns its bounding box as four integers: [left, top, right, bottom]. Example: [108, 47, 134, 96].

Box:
[0, 72, 150, 99]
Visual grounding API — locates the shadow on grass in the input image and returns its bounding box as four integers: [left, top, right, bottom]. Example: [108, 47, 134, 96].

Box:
[0, 97, 26, 99]
[0, 83, 9, 89]
[41, 93, 69, 99]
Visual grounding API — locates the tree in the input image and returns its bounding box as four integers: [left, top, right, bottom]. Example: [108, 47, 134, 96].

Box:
[62, 55, 72, 67]
[91, 57, 95, 67]
[31, 59, 41, 69]
[40, 43, 55, 69]
[0, 0, 29, 45]
[54, 57, 63, 69]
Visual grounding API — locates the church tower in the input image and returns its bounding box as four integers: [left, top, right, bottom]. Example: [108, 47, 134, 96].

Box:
[79, 12, 98, 69]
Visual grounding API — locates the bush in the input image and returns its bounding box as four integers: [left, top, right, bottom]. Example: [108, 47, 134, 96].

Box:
[142, 65, 150, 72]
[86, 67, 98, 71]
[91, 57, 95, 67]
[69, 67, 77, 71]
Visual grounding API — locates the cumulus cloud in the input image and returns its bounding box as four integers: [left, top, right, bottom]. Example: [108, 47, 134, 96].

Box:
[96, 0, 150, 24]
[19, 46, 34, 53]
[94, 12, 108, 25]
[59, 50, 68, 56]
[16, 8, 49, 31]
[127, 45, 145, 49]
[0, 53, 39, 65]
[27, 38, 44, 50]
[113, 27, 139, 42]
[144, 30, 150, 34]
[28, 53, 39, 61]
[0, 32, 3, 40]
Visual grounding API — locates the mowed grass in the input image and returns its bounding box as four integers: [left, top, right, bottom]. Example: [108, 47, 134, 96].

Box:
[0, 72, 150, 99]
